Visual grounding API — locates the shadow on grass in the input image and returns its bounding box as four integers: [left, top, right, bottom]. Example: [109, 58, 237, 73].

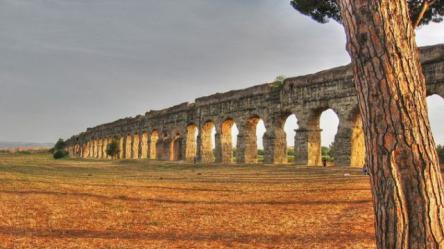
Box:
[0, 226, 375, 243]
[0, 190, 371, 206]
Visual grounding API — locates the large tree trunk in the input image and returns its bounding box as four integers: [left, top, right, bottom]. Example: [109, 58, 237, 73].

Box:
[337, 0, 444, 248]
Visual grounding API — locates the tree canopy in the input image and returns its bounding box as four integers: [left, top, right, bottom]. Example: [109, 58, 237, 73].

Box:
[290, 0, 444, 27]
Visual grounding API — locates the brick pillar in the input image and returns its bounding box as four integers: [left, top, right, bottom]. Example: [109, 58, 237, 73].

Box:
[102, 139, 107, 159]
[332, 114, 365, 167]
[199, 122, 215, 163]
[236, 126, 257, 164]
[263, 128, 287, 164]
[214, 132, 223, 163]
[132, 134, 139, 159]
[185, 126, 197, 162]
[141, 132, 148, 159]
[124, 135, 131, 159]
[218, 120, 234, 164]
[294, 128, 322, 166]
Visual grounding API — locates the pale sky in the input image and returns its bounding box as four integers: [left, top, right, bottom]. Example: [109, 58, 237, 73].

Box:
[0, 0, 443, 147]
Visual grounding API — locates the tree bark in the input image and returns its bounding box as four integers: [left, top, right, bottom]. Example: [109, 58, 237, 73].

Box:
[337, 0, 444, 248]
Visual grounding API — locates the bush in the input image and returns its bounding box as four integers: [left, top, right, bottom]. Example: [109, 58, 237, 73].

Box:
[53, 150, 68, 159]
[52, 138, 68, 159]
[106, 139, 120, 159]
[53, 138, 66, 151]
[321, 145, 334, 162]
[16, 151, 32, 155]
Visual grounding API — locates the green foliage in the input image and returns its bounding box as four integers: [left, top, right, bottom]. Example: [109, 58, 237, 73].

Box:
[290, 0, 340, 23]
[53, 150, 68, 159]
[257, 149, 264, 156]
[287, 147, 295, 156]
[16, 151, 32, 155]
[437, 144, 444, 163]
[54, 138, 66, 151]
[52, 138, 68, 160]
[106, 139, 120, 159]
[321, 145, 334, 162]
[290, 0, 444, 27]
[271, 75, 286, 88]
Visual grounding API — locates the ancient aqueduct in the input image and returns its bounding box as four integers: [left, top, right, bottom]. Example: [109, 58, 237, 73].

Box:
[66, 44, 444, 167]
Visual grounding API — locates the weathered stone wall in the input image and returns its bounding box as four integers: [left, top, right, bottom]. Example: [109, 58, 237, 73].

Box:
[66, 44, 444, 167]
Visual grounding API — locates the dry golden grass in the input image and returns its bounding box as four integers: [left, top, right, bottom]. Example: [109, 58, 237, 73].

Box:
[0, 153, 376, 248]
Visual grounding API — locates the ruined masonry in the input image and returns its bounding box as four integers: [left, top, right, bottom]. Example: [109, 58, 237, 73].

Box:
[66, 45, 444, 167]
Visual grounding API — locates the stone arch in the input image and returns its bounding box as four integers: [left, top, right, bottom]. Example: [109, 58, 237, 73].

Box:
[185, 123, 198, 161]
[294, 107, 340, 166]
[262, 111, 298, 164]
[170, 131, 182, 161]
[217, 118, 238, 163]
[101, 138, 108, 159]
[150, 130, 159, 160]
[141, 131, 149, 159]
[118, 136, 125, 159]
[158, 131, 170, 160]
[92, 138, 98, 158]
[200, 120, 215, 163]
[237, 115, 266, 164]
[323, 104, 366, 167]
[283, 113, 299, 163]
[97, 139, 102, 159]
[125, 134, 132, 159]
[349, 112, 365, 167]
[132, 133, 140, 159]
[102, 138, 109, 159]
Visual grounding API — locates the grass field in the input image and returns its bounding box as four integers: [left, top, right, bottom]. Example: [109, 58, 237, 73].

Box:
[0, 153, 376, 248]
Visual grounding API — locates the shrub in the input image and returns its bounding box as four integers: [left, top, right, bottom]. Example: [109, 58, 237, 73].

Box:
[321, 145, 334, 162]
[53, 150, 68, 159]
[52, 138, 68, 159]
[16, 151, 32, 155]
[53, 138, 66, 151]
[106, 139, 120, 159]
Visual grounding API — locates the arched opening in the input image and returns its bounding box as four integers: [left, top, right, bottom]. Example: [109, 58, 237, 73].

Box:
[103, 138, 110, 159]
[141, 132, 148, 159]
[185, 124, 198, 161]
[427, 94, 444, 146]
[158, 131, 169, 160]
[201, 121, 215, 163]
[170, 132, 182, 161]
[132, 134, 140, 159]
[256, 119, 266, 163]
[219, 118, 239, 163]
[125, 134, 132, 159]
[238, 115, 265, 163]
[93, 139, 98, 158]
[119, 136, 125, 159]
[283, 114, 299, 163]
[97, 139, 103, 159]
[150, 130, 159, 160]
[319, 109, 339, 166]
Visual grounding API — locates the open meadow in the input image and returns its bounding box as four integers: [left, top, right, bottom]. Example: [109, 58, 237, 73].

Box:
[0, 153, 376, 248]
